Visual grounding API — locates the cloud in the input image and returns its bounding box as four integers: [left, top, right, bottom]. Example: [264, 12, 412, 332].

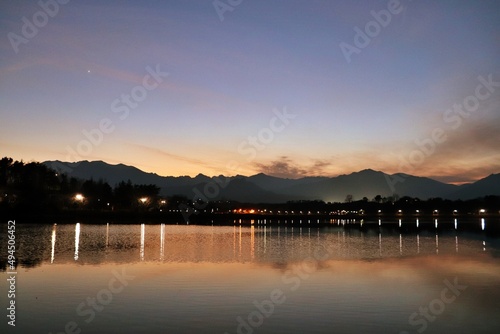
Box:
[403, 103, 500, 183]
[254, 156, 333, 179]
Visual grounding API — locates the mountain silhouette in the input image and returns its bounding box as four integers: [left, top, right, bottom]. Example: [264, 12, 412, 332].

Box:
[447, 174, 500, 200]
[44, 160, 498, 203]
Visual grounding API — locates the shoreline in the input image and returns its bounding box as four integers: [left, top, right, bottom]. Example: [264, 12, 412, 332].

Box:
[1, 210, 498, 224]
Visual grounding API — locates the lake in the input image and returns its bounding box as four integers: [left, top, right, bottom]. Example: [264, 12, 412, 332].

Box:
[1, 219, 500, 334]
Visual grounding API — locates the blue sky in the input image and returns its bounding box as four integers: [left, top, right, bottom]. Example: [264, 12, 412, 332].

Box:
[1, 0, 499, 183]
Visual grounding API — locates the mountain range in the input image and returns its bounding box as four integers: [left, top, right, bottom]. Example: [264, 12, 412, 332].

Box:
[44, 160, 500, 203]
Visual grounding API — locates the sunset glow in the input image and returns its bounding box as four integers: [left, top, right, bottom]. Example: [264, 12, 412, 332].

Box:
[1, 1, 498, 183]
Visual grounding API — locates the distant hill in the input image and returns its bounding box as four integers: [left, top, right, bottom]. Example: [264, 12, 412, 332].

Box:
[247, 173, 329, 192]
[272, 169, 458, 202]
[44, 160, 498, 203]
[45, 160, 165, 186]
[447, 174, 500, 200]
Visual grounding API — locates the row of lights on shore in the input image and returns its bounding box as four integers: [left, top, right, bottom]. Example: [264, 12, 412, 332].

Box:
[73, 194, 491, 215]
[232, 208, 490, 215]
[74, 194, 166, 205]
[391, 209, 487, 215]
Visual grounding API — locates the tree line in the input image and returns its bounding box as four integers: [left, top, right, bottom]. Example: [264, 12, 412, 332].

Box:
[0, 157, 160, 213]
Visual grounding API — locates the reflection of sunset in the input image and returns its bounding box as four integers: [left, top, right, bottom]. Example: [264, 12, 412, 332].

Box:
[21, 252, 500, 296]
[5, 223, 500, 334]
[20, 221, 497, 266]
[17, 252, 500, 332]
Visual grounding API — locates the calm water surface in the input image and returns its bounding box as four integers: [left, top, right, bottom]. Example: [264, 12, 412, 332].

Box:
[1, 219, 500, 334]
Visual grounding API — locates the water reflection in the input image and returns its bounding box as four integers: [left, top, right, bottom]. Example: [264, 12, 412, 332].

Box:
[4, 218, 498, 269]
[160, 223, 165, 261]
[239, 225, 242, 258]
[3, 219, 499, 334]
[74, 222, 80, 261]
[252, 225, 256, 259]
[399, 234, 402, 256]
[51, 224, 56, 264]
[140, 223, 145, 261]
[378, 231, 382, 256]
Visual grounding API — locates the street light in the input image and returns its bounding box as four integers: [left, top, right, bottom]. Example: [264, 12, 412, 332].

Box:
[139, 197, 148, 204]
[75, 194, 84, 202]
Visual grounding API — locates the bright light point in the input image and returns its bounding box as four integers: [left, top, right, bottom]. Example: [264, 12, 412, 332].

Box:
[479, 209, 486, 213]
[139, 197, 148, 203]
[75, 194, 84, 201]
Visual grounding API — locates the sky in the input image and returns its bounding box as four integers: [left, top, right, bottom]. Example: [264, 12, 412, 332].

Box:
[1, 0, 499, 184]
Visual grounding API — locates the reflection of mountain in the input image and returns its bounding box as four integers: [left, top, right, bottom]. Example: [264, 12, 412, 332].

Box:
[1, 221, 496, 270]
[44, 160, 500, 202]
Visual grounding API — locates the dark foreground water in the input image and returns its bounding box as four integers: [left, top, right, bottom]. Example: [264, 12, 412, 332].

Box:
[1, 219, 500, 334]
